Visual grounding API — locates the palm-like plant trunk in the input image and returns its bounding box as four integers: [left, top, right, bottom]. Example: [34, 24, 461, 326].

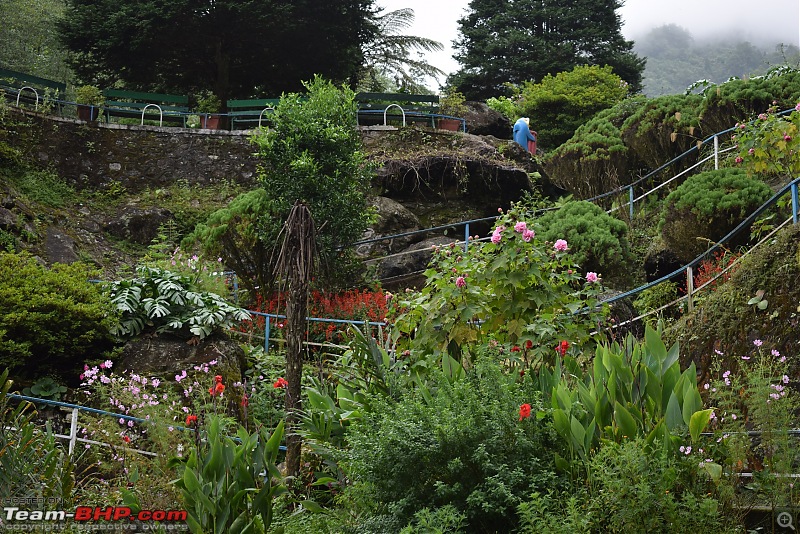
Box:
[274, 201, 316, 480]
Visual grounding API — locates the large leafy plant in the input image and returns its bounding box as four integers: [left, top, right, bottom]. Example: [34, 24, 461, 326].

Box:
[390, 206, 608, 364]
[170, 416, 286, 534]
[540, 326, 713, 467]
[107, 265, 250, 340]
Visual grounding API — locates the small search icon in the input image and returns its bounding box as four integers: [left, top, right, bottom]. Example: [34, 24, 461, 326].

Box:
[778, 511, 795, 530]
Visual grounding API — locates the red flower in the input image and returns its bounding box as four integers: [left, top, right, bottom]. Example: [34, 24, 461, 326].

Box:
[556, 340, 570, 356]
[209, 382, 225, 396]
[214, 375, 223, 383]
[519, 403, 532, 421]
[122, 435, 131, 444]
[241, 394, 249, 407]
[273, 377, 288, 389]
[511, 345, 521, 352]
[185, 414, 197, 426]
[524, 340, 533, 350]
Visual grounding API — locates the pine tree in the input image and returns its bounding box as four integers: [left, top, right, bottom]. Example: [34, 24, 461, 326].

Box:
[449, 0, 645, 100]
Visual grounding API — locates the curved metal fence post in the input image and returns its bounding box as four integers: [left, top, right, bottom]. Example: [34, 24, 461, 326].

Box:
[258, 106, 274, 129]
[16, 86, 39, 109]
[793, 182, 799, 225]
[714, 135, 719, 170]
[383, 104, 406, 127]
[464, 222, 470, 252]
[141, 103, 163, 126]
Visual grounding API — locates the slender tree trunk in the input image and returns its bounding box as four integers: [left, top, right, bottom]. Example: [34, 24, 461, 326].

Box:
[284, 278, 307, 479]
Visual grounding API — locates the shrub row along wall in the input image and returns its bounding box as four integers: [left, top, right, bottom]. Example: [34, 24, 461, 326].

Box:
[4, 109, 260, 192]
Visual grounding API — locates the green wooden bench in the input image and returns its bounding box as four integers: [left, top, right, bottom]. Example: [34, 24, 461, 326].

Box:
[355, 92, 440, 127]
[225, 98, 280, 130]
[0, 67, 67, 110]
[103, 89, 189, 127]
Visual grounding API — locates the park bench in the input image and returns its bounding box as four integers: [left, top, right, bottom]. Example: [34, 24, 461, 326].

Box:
[0, 67, 67, 110]
[355, 92, 440, 127]
[226, 98, 280, 130]
[103, 89, 189, 127]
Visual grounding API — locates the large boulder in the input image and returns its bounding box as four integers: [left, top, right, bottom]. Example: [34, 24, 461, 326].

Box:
[377, 235, 458, 283]
[45, 227, 80, 264]
[465, 101, 512, 138]
[117, 333, 247, 387]
[357, 196, 423, 257]
[103, 205, 173, 245]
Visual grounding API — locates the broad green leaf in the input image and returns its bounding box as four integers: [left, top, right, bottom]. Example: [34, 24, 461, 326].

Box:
[689, 408, 714, 442]
[665, 391, 683, 430]
[614, 401, 638, 439]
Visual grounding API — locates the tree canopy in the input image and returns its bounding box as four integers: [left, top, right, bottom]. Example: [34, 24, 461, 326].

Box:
[57, 0, 377, 103]
[449, 0, 645, 100]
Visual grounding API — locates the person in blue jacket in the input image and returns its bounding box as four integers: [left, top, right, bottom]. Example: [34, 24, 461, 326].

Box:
[513, 117, 536, 153]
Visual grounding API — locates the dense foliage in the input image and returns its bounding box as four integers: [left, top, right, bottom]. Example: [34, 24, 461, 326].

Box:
[660, 168, 772, 261]
[735, 101, 800, 181]
[107, 265, 250, 340]
[510, 65, 630, 149]
[536, 201, 634, 282]
[0, 0, 70, 82]
[0, 252, 117, 376]
[391, 206, 609, 364]
[250, 76, 374, 289]
[449, 0, 644, 100]
[57, 0, 377, 103]
[345, 358, 558, 532]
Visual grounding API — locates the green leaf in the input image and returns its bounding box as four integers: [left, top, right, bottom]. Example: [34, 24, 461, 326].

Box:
[614, 401, 638, 439]
[301, 500, 326, 513]
[665, 391, 683, 430]
[682, 388, 702, 427]
[689, 408, 714, 442]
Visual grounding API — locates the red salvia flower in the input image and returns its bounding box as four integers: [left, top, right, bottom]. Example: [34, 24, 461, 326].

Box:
[273, 377, 288, 389]
[525, 340, 533, 350]
[214, 375, 223, 383]
[185, 414, 197, 426]
[556, 340, 570, 356]
[519, 403, 532, 421]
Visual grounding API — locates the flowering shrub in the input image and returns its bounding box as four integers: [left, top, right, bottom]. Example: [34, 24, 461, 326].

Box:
[705, 341, 798, 506]
[735, 101, 800, 180]
[390, 206, 608, 364]
[693, 250, 742, 291]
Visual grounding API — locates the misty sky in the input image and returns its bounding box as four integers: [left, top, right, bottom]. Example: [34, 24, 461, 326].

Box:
[377, 0, 800, 87]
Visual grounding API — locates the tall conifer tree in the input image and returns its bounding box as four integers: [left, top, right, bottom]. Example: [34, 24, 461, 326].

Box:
[449, 0, 645, 100]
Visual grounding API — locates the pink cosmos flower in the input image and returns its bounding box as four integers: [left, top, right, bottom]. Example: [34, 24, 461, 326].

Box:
[514, 221, 527, 233]
[586, 272, 599, 283]
[455, 276, 466, 288]
[522, 229, 535, 242]
[554, 239, 568, 251]
[753, 339, 763, 347]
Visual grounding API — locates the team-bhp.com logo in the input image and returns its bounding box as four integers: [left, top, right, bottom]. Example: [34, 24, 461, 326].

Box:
[3, 506, 188, 530]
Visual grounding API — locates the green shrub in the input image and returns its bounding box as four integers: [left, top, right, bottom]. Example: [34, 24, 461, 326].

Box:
[517, 439, 731, 533]
[660, 168, 772, 261]
[0, 252, 117, 376]
[515, 65, 629, 149]
[632, 281, 681, 326]
[6, 169, 76, 208]
[344, 358, 559, 533]
[107, 265, 250, 340]
[536, 201, 634, 282]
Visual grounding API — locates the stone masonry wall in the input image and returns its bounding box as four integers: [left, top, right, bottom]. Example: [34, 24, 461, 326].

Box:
[5, 109, 261, 192]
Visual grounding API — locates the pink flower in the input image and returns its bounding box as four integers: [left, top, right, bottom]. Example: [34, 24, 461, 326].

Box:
[735, 156, 743, 164]
[748, 148, 754, 154]
[586, 272, 599, 283]
[795, 102, 800, 112]
[491, 233, 502, 244]
[785, 134, 792, 142]
[753, 339, 763, 347]
[554, 239, 568, 251]
[522, 229, 535, 242]
[455, 276, 466, 288]
[514, 221, 527, 233]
